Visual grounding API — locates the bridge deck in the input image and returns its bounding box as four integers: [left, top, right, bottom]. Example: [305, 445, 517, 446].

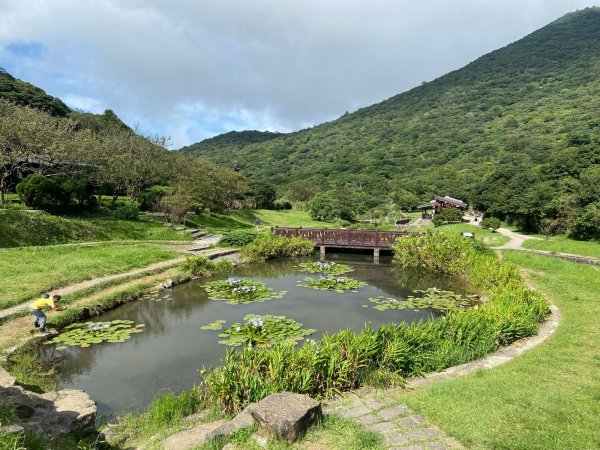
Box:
[272, 226, 417, 249]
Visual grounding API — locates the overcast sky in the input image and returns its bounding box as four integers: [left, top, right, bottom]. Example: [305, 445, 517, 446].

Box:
[0, 0, 596, 148]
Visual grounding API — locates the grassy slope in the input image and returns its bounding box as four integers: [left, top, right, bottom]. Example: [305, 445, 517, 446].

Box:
[0, 243, 179, 309]
[0, 210, 191, 247]
[187, 209, 338, 233]
[522, 234, 600, 258]
[405, 222, 510, 247]
[395, 251, 600, 449]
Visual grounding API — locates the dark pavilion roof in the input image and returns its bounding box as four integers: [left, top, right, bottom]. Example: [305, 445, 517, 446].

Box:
[416, 196, 468, 209]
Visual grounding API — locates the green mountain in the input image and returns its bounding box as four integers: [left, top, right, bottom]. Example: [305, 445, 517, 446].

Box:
[181, 8, 600, 229]
[180, 130, 283, 156]
[0, 69, 129, 131]
[0, 68, 70, 116]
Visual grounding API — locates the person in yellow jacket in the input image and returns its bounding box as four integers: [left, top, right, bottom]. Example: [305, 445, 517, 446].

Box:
[28, 294, 65, 332]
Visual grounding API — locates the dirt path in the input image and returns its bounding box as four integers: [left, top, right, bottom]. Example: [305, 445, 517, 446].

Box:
[494, 227, 540, 250]
[0, 235, 230, 322]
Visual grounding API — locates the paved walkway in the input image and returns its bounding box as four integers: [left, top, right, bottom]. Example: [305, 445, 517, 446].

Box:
[0, 235, 230, 322]
[494, 228, 539, 250]
[327, 395, 461, 449]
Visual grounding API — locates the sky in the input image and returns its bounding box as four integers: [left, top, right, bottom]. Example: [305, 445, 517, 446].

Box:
[0, 0, 597, 148]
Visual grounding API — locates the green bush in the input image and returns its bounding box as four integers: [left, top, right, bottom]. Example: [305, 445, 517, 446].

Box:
[182, 256, 233, 277]
[202, 231, 549, 413]
[240, 234, 315, 262]
[219, 230, 260, 247]
[569, 202, 600, 240]
[138, 185, 171, 211]
[480, 217, 501, 232]
[432, 208, 465, 227]
[113, 203, 140, 221]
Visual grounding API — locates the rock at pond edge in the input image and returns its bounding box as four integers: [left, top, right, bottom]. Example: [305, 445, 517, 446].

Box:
[246, 392, 322, 442]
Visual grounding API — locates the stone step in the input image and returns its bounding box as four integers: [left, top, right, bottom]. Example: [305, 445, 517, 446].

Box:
[162, 419, 228, 450]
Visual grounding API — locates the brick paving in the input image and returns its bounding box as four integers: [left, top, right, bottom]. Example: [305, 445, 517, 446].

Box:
[325, 392, 463, 449]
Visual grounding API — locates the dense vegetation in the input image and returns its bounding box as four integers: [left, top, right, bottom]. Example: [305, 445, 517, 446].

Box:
[202, 233, 549, 413]
[0, 68, 69, 116]
[182, 8, 600, 234]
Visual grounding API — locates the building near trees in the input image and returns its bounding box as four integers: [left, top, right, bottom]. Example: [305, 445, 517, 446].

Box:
[416, 196, 468, 219]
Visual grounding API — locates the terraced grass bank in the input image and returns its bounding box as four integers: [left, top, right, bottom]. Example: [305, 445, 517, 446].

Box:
[0, 242, 180, 309]
[0, 210, 192, 247]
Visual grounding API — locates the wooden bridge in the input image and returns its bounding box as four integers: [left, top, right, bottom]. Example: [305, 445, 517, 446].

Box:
[272, 227, 418, 260]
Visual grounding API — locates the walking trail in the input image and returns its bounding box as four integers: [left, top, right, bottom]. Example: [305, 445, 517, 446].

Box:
[0, 234, 229, 322]
[493, 227, 600, 265]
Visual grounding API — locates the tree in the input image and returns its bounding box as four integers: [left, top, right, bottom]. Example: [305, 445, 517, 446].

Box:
[251, 182, 277, 209]
[391, 189, 421, 211]
[285, 180, 318, 203]
[307, 192, 341, 221]
[432, 208, 464, 227]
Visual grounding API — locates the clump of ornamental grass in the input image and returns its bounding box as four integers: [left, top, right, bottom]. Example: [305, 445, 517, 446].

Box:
[182, 255, 234, 277]
[240, 234, 315, 262]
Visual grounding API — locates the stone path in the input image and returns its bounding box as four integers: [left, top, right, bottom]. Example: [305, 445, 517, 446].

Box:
[494, 227, 539, 250]
[326, 394, 461, 449]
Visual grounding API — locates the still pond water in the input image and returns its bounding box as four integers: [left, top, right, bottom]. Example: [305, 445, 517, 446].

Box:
[40, 254, 466, 419]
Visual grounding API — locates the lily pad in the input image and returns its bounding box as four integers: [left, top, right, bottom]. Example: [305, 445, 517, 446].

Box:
[216, 314, 317, 348]
[47, 320, 145, 350]
[298, 261, 354, 275]
[202, 278, 286, 304]
[298, 275, 367, 292]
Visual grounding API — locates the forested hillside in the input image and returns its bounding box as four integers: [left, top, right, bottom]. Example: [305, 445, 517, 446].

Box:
[0, 68, 70, 116]
[182, 7, 600, 233]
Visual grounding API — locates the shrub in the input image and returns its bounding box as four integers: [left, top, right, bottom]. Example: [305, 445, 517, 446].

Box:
[480, 217, 501, 232]
[113, 203, 140, 221]
[569, 202, 600, 240]
[138, 185, 171, 211]
[240, 234, 315, 262]
[182, 256, 233, 277]
[202, 230, 549, 413]
[16, 173, 68, 210]
[432, 208, 464, 226]
[219, 230, 260, 247]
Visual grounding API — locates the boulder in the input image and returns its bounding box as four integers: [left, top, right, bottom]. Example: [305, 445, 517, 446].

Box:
[0, 366, 16, 388]
[206, 409, 254, 441]
[0, 384, 97, 437]
[247, 392, 321, 442]
[0, 424, 24, 435]
[162, 419, 228, 450]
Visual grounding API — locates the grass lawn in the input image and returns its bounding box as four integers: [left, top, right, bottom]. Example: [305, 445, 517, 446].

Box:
[0, 210, 191, 247]
[522, 234, 600, 259]
[187, 209, 339, 233]
[393, 251, 600, 449]
[404, 222, 510, 247]
[0, 242, 179, 309]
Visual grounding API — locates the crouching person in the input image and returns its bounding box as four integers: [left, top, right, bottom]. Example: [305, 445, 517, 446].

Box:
[28, 294, 65, 333]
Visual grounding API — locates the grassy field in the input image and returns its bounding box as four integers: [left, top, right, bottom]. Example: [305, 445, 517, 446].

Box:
[0, 242, 179, 309]
[187, 209, 339, 233]
[404, 222, 510, 246]
[394, 251, 600, 449]
[0, 210, 191, 247]
[522, 234, 600, 258]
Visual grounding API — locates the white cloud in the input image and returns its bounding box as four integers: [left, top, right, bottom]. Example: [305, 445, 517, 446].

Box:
[0, 0, 596, 147]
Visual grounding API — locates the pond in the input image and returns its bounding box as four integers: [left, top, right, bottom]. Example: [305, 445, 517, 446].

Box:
[39, 253, 469, 419]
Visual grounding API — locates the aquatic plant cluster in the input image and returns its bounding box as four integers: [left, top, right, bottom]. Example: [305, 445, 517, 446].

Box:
[214, 314, 316, 348]
[298, 261, 354, 275]
[47, 320, 145, 350]
[240, 234, 315, 262]
[298, 275, 367, 293]
[367, 288, 478, 312]
[202, 232, 549, 413]
[202, 278, 286, 304]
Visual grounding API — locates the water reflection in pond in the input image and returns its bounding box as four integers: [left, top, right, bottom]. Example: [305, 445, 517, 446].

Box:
[40, 254, 468, 419]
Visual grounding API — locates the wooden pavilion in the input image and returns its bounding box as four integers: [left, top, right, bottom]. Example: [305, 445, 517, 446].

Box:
[416, 196, 468, 219]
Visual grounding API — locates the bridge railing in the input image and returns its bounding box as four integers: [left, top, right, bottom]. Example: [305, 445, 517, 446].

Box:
[272, 226, 417, 249]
